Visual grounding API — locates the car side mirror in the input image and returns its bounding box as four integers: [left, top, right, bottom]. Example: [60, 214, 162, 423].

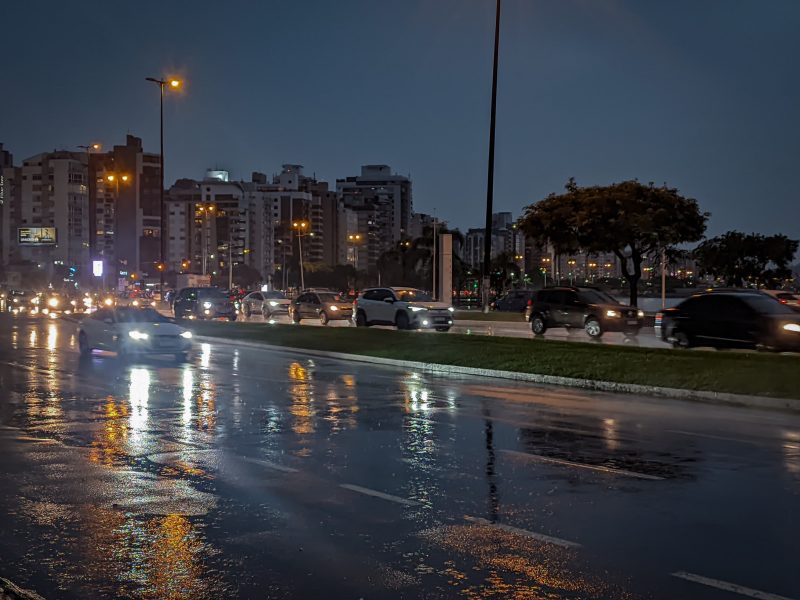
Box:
[383, 297, 395, 304]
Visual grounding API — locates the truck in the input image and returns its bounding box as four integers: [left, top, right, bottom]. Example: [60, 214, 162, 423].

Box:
[175, 273, 212, 291]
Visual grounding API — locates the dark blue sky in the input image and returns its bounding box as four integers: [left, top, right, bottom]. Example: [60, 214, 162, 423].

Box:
[3, 0, 799, 238]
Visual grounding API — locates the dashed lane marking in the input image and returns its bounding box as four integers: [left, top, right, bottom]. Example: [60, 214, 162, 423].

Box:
[463, 516, 581, 548]
[239, 456, 299, 473]
[339, 484, 420, 506]
[501, 449, 664, 481]
[671, 571, 797, 600]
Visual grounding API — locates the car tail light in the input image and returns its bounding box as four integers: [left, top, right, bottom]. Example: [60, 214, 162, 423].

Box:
[780, 299, 788, 304]
[655, 312, 663, 327]
[526, 299, 533, 306]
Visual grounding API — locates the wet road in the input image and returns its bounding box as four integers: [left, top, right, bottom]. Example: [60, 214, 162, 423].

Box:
[1, 315, 799, 600]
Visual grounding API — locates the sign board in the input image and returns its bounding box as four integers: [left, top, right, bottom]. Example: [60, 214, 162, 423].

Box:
[92, 260, 104, 277]
[18, 227, 57, 245]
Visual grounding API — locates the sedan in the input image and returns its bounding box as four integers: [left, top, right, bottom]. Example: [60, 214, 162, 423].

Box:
[79, 307, 193, 360]
[290, 291, 354, 325]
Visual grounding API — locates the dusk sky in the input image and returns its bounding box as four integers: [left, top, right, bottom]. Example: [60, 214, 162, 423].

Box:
[3, 0, 799, 239]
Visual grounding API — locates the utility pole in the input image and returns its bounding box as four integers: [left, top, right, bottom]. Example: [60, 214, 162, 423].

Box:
[481, 0, 502, 313]
[661, 247, 667, 310]
[432, 214, 438, 299]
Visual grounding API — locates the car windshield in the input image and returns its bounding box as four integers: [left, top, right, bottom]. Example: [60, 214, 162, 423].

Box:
[319, 293, 343, 303]
[115, 308, 170, 323]
[197, 288, 227, 300]
[578, 290, 619, 305]
[395, 289, 433, 302]
[743, 295, 796, 315]
[264, 291, 286, 300]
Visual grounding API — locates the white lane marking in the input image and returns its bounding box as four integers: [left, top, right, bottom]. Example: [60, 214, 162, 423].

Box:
[464, 516, 581, 548]
[339, 483, 420, 507]
[501, 449, 664, 481]
[239, 456, 298, 473]
[667, 430, 763, 446]
[671, 571, 797, 600]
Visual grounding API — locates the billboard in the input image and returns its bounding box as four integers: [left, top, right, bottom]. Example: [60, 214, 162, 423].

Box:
[18, 227, 57, 245]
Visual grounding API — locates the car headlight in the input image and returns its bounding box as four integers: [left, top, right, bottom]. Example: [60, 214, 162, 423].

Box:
[269, 301, 279, 307]
[783, 323, 800, 333]
[30, 297, 39, 305]
[131, 300, 139, 307]
[606, 309, 620, 318]
[13, 298, 20, 304]
[637, 310, 644, 318]
[448, 307, 455, 313]
[409, 306, 426, 312]
[104, 297, 113, 306]
[48, 298, 59, 308]
[128, 330, 149, 340]
[70, 300, 77, 306]
[329, 305, 339, 311]
[203, 301, 213, 309]
[180, 331, 193, 339]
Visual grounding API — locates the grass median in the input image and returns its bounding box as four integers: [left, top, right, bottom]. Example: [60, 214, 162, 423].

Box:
[185, 320, 800, 400]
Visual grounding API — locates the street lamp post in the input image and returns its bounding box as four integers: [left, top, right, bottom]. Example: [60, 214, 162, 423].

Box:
[347, 234, 363, 270]
[482, 0, 502, 313]
[145, 76, 181, 300]
[198, 204, 215, 275]
[292, 221, 309, 290]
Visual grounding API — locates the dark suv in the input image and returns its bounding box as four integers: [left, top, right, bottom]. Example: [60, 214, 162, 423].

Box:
[493, 290, 535, 313]
[526, 287, 643, 338]
[656, 290, 800, 351]
[173, 287, 237, 321]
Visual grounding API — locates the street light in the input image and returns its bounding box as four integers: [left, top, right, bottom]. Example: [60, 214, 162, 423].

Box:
[347, 234, 363, 270]
[198, 203, 215, 275]
[292, 221, 310, 290]
[145, 75, 182, 300]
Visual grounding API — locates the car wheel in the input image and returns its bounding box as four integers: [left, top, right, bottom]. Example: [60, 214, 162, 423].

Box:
[672, 331, 692, 349]
[262, 306, 271, 321]
[320, 311, 329, 326]
[531, 315, 546, 335]
[243, 304, 252, 318]
[291, 310, 301, 323]
[585, 317, 603, 338]
[228, 315, 237, 322]
[355, 311, 368, 327]
[396, 311, 410, 331]
[78, 331, 91, 356]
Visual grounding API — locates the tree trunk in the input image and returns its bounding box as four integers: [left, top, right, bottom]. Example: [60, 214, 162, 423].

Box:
[614, 249, 641, 307]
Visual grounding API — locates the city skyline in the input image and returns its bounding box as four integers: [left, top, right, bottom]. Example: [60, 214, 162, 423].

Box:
[3, 0, 800, 239]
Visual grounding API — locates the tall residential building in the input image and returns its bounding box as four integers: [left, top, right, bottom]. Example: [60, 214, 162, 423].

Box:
[1, 150, 90, 274]
[463, 213, 523, 269]
[337, 165, 412, 271]
[0, 143, 14, 264]
[88, 135, 162, 278]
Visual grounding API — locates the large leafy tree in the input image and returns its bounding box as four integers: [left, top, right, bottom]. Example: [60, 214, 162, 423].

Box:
[519, 179, 708, 305]
[694, 231, 798, 287]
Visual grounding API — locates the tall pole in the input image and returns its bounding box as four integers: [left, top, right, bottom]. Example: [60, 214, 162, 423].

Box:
[298, 233, 305, 290]
[228, 241, 233, 290]
[159, 82, 165, 299]
[482, 0, 502, 313]
[432, 215, 438, 299]
[661, 247, 667, 310]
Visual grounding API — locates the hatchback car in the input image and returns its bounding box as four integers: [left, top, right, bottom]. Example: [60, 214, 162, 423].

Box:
[79, 307, 193, 360]
[173, 287, 237, 321]
[290, 290, 353, 325]
[492, 290, 535, 313]
[527, 287, 643, 338]
[241, 290, 291, 319]
[656, 290, 800, 351]
[353, 287, 455, 331]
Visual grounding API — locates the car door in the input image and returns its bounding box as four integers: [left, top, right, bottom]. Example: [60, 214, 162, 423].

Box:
[93, 309, 117, 349]
[249, 292, 263, 313]
[82, 310, 104, 348]
[378, 289, 398, 323]
[710, 296, 758, 346]
[303, 293, 321, 318]
[560, 290, 586, 328]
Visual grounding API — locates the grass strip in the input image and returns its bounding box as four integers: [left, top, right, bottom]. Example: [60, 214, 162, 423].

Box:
[185, 320, 800, 400]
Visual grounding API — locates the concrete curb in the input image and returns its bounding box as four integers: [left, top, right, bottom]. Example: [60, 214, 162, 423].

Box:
[0, 578, 46, 600]
[195, 336, 799, 413]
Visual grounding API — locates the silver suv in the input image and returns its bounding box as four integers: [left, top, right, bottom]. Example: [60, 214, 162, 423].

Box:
[353, 287, 454, 331]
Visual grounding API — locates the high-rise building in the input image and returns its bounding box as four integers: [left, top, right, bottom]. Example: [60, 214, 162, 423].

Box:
[337, 165, 412, 272]
[463, 213, 523, 269]
[88, 135, 162, 279]
[1, 150, 90, 277]
[0, 143, 14, 265]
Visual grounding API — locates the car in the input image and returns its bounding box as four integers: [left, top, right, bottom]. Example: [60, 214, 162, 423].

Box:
[656, 290, 800, 351]
[353, 287, 455, 331]
[30, 291, 69, 318]
[289, 290, 353, 325]
[173, 287, 237, 321]
[3, 290, 31, 314]
[241, 290, 291, 319]
[493, 290, 535, 313]
[763, 290, 800, 310]
[78, 307, 193, 360]
[526, 287, 643, 338]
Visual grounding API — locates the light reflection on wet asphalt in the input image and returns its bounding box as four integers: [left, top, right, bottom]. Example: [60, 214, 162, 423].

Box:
[0, 316, 799, 599]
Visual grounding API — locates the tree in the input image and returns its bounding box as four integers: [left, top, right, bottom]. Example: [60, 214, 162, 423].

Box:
[519, 179, 708, 306]
[232, 264, 262, 288]
[694, 231, 798, 287]
[488, 252, 521, 296]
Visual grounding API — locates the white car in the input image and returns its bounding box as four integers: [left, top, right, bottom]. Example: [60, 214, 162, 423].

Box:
[241, 290, 291, 319]
[79, 307, 193, 360]
[353, 287, 454, 331]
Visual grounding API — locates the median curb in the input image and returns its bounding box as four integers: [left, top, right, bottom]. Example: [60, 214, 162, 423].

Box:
[195, 336, 799, 413]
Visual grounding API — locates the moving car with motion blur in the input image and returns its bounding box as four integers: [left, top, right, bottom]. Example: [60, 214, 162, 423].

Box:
[353, 287, 455, 331]
[79, 307, 192, 360]
[492, 290, 535, 313]
[241, 290, 292, 319]
[30, 291, 71, 318]
[173, 287, 237, 321]
[526, 287, 643, 338]
[763, 290, 800, 311]
[3, 290, 31, 314]
[656, 290, 800, 351]
[290, 290, 353, 325]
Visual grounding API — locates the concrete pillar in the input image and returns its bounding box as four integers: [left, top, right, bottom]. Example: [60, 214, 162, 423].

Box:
[438, 233, 453, 305]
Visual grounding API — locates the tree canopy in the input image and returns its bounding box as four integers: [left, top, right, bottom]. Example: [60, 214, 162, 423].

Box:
[519, 179, 708, 305]
[693, 231, 798, 287]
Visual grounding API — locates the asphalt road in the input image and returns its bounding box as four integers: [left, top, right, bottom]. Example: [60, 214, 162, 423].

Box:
[1, 315, 799, 599]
